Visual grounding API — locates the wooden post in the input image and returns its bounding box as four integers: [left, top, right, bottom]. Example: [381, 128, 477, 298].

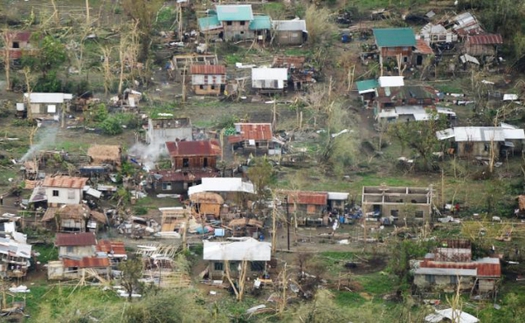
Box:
[85, 0, 90, 25]
[271, 195, 277, 253]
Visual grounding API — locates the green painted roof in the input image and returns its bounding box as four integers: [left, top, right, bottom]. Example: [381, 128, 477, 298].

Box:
[356, 79, 379, 93]
[373, 28, 416, 47]
[249, 16, 271, 31]
[198, 16, 221, 31]
[216, 5, 253, 21]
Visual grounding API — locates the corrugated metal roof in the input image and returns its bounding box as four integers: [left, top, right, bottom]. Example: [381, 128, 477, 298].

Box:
[356, 79, 379, 94]
[426, 309, 479, 323]
[55, 232, 96, 247]
[373, 28, 416, 47]
[203, 237, 271, 261]
[166, 140, 221, 157]
[198, 16, 222, 32]
[272, 20, 307, 31]
[249, 15, 271, 31]
[415, 39, 434, 54]
[252, 68, 288, 81]
[190, 65, 226, 75]
[419, 258, 501, 277]
[24, 93, 73, 103]
[415, 267, 477, 276]
[42, 176, 88, 189]
[216, 5, 253, 21]
[467, 34, 503, 45]
[453, 127, 506, 142]
[282, 191, 328, 205]
[63, 256, 110, 268]
[188, 177, 255, 196]
[234, 123, 272, 141]
[96, 240, 126, 256]
[378, 76, 404, 88]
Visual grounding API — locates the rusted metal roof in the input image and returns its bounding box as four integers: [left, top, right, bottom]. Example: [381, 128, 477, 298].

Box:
[234, 123, 273, 141]
[272, 56, 306, 69]
[419, 258, 501, 277]
[166, 140, 221, 157]
[63, 257, 110, 268]
[150, 169, 218, 182]
[415, 39, 434, 55]
[8, 31, 32, 42]
[96, 240, 126, 256]
[42, 176, 88, 189]
[190, 64, 226, 75]
[467, 34, 503, 45]
[55, 232, 96, 247]
[281, 191, 328, 205]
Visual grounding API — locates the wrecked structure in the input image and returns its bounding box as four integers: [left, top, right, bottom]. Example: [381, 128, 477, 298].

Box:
[145, 115, 193, 152]
[272, 56, 315, 90]
[361, 185, 433, 221]
[228, 123, 283, 156]
[203, 237, 271, 279]
[42, 204, 107, 232]
[414, 240, 501, 296]
[0, 220, 32, 279]
[86, 145, 122, 168]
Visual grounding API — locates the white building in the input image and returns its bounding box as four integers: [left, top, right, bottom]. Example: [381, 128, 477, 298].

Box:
[251, 68, 288, 93]
[20, 92, 73, 120]
[42, 175, 88, 206]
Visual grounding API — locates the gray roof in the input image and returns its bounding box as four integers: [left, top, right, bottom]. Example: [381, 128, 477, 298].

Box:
[272, 20, 307, 32]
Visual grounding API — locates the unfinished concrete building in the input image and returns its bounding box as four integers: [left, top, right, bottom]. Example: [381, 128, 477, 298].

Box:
[361, 186, 433, 221]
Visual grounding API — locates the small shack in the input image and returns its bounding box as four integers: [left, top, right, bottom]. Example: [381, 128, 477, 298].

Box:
[272, 19, 308, 45]
[190, 192, 224, 219]
[42, 204, 107, 232]
[251, 68, 288, 93]
[87, 145, 121, 167]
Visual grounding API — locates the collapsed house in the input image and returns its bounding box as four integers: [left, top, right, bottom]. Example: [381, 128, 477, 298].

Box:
[41, 204, 107, 232]
[413, 239, 501, 296]
[424, 308, 479, 323]
[228, 123, 283, 156]
[86, 145, 122, 167]
[159, 207, 187, 237]
[436, 125, 525, 159]
[462, 34, 503, 57]
[361, 186, 433, 221]
[0, 218, 32, 279]
[203, 237, 271, 279]
[145, 115, 193, 152]
[96, 240, 127, 266]
[48, 232, 111, 280]
[271, 56, 315, 90]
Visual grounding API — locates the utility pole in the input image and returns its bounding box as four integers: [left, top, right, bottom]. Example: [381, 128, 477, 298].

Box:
[285, 196, 290, 251]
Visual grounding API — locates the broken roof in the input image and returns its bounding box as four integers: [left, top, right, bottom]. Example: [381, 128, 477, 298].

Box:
[166, 140, 221, 157]
[42, 176, 88, 189]
[216, 5, 253, 21]
[356, 79, 379, 94]
[281, 191, 328, 205]
[87, 145, 121, 163]
[96, 240, 126, 256]
[150, 169, 217, 182]
[55, 232, 96, 247]
[436, 126, 524, 142]
[272, 56, 305, 69]
[425, 308, 479, 323]
[42, 204, 90, 222]
[373, 28, 416, 47]
[203, 237, 271, 261]
[452, 12, 483, 36]
[272, 19, 307, 32]
[198, 16, 222, 32]
[63, 256, 110, 268]
[188, 177, 255, 196]
[415, 39, 434, 54]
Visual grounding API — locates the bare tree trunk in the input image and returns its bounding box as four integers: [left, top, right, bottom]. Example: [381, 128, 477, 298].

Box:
[85, 0, 90, 25]
[224, 259, 248, 302]
[2, 31, 12, 91]
[23, 67, 33, 120]
[50, 0, 60, 25]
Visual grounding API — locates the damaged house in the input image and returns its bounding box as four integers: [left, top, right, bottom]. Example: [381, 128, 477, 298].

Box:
[462, 34, 503, 57]
[228, 122, 283, 156]
[81, 145, 122, 177]
[42, 204, 107, 232]
[145, 115, 193, 152]
[0, 229, 32, 279]
[0, 31, 35, 60]
[414, 239, 501, 296]
[203, 237, 271, 279]
[436, 126, 525, 159]
[147, 168, 217, 195]
[361, 185, 433, 221]
[48, 232, 111, 280]
[272, 56, 315, 90]
[190, 65, 227, 96]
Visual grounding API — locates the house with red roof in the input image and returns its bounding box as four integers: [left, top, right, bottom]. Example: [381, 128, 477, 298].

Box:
[228, 123, 283, 156]
[414, 239, 501, 295]
[190, 64, 226, 96]
[166, 139, 221, 170]
[42, 175, 89, 206]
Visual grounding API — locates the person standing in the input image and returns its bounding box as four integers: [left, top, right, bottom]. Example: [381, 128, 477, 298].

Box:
[0, 195, 3, 205]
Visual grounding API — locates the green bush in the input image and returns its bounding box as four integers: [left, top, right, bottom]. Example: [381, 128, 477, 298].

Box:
[133, 206, 148, 216]
[99, 117, 123, 135]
